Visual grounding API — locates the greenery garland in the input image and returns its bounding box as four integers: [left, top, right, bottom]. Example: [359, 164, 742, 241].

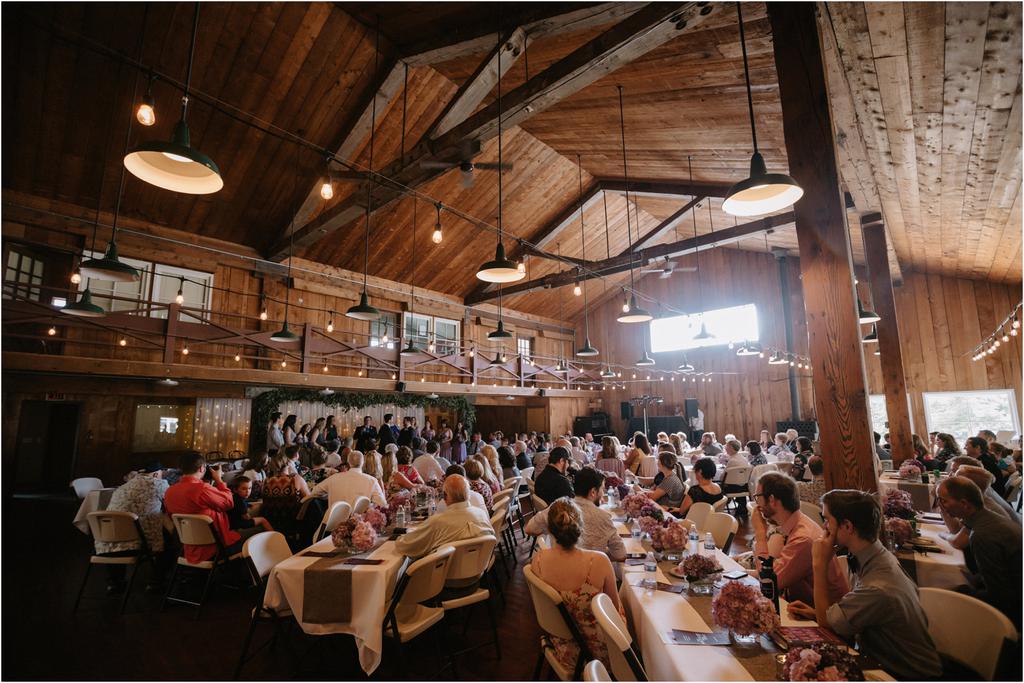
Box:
[249, 388, 475, 451]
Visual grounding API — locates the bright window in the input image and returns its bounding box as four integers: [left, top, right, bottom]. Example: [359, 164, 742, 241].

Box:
[401, 312, 460, 354]
[78, 251, 212, 320]
[517, 337, 534, 359]
[4, 249, 45, 302]
[923, 389, 1019, 444]
[868, 394, 915, 435]
[650, 303, 759, 352]
[370, 312, 398, 349]
[150, 264, 214, 323]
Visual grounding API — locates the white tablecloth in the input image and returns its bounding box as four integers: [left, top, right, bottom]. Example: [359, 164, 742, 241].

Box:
[72, 488, 116, 533]
[901, 521, 968, 590]
[263, 537, 407, 674]
[878, 474, 935, 511]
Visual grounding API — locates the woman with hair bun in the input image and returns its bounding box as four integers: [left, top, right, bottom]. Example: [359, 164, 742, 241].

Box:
[531, 497, 623, 673]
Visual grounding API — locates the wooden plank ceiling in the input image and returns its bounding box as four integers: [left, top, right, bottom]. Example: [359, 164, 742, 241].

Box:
[2, 2, 1020, 326]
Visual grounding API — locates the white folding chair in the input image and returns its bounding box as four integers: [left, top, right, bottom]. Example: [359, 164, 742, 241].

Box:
[704, 511, 739, 552]
[800, 500, 825, 527]
[352, 495, 370, 515]
[524, 564, 594, 680]
[163, 513, 242, 619]
[918, 587, 1018, 680]
[74, 511, 150, 614]
[722, 466, 752, 515]
[748, 464, 779, 496]
[591, 593, 648, 681]
[441, 536, 501, 660]
[314, 501, 352, 542]
[382, 545, 457, 675]
[684, 501, 712, 530]
[234, 532, 295, 678]
[520, 466, 535, 482]
[70, 477, 104, 499]
[584, 660, 612, 682]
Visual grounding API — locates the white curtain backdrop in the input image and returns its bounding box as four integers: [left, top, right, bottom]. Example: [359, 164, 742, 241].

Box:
[274, 400, 425, 440]
[193, 398, 252, 455]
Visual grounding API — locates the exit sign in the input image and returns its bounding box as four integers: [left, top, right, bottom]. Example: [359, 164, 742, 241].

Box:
[45, 392, 66, 401]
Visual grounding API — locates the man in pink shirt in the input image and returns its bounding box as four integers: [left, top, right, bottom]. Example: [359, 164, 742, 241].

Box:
[752, 472, 849, 606]
[164, 453, 261, 564]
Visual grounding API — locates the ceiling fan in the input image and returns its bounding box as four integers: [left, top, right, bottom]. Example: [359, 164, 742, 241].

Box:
[640, 256, 696, 279]
[420, 140, 512, 188]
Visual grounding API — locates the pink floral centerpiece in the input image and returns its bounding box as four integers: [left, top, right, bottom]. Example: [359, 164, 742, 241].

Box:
[362, 506, 389, 534]
[679, 553, 723, 581]
[781, 643, 864, 681]
[885, 517, 914, 549]
[656, 521, 690, 551]
[711, 581, 780, 641]
[637, 515, 663, 535]
[882, 489, 915, 520]
[331, 515, 378, 553]
[898, 459, 924, 480]
[621, 493, 648, 519]
[604, 475, 631, 501]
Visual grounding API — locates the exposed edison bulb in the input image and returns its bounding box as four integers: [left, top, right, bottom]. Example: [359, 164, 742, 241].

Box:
[281, 360, 287, 368]
[428, 340, 436, 352]
[573, 283, 582, 296]
[431, 228, 443, 244]
[631, 373, 636, 379]
[182, 346, 189, 355]
[758, 351, 765, 358]
[323, 364, 329, 372]
[1002, 333, 1010, 342]
[234, 353, 241, 362]
[447, 379, 452, 384]
[728, 340, 735, 350]
[469, 349, 475, 357]
[70, 271, 82, 285]
[391, 373, 397, 380]
[357, 370, 363, 376]
[421, 376, 426, 382]
[175, 289, 184, 305]
[320, 180, 334, 200]
[622, 298, 630, 313]
[1011, 327, 1018, 336]
[517, 261, 525, 273]
[136, 100, 155, 127]
[994, 339, 1002, 347]
[260, 309, 268, 321]
[382, 332, 389, 344]
[327, 320, 334, 333]
[119, 338, 127, 347]
[48, 326, 57, 336]
[1013, 318, 1021, 329]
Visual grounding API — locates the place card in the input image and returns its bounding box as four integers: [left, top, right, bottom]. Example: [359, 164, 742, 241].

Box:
[302, 549, 347, 558]
[344, 558, 384, 566]
[656, 582, 685, 594]
[668, 629, 731, 645]
[624, 558, 646, 566]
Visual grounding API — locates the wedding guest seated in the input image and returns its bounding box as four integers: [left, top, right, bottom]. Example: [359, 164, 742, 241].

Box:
[96, 463, 171, 593]
[722, 439, 751, 515]
[322, 440, 343, 469]
[436, 465, 487, 512]
[624, 432, 652, 474]
[699, 432, 723, 458]
[463, 459, 494, 513]
[260, 453, 310, 532]
[526, 468, 626, 562]
[530, 497, 624, 674]
[929, 432, 962, 471]
[165, 453, 262, 564]
[478, 447, 504, 493]
[752, 472, 848, 606]
[645, 452, 686, 509]
[381, 449, 415, 496]
[498, 445, 520, 480]
[568, 436, 589, 465]
[966, 436, 1008, 496]
[412, 442, 446, 484]
[362, 450, 384, 483]
[396, 446, 424, 485]
[798, 456, 827, 504]
[936, 476, 1022, 626]
[311, 450, 386, 509]
[672, 457, 723, 517]
[302, 449, 337, 487]
[789, 490, 942, 680]
[241, 451, 269, 499]
[532, 446, 550, 472]
[767, 432, 791, 460]
[394, 475, 493, 559]
[282, 445, 308, 479]
[790, 437, 814, 480]
[951, 465, 1020, 524]
[535, 446, 575, 505]
[514, 441, 531, 471]
[595, 436, 626, 479]
[746, 441, 767, 467]
[227, 476, 273, 533]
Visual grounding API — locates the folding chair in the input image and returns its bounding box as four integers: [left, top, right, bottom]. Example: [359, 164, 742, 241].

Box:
[74, 511, 150, 614]
[163, 513, 243, 619]
[524, 564, 594, 680]
[234, 532, 296, 679]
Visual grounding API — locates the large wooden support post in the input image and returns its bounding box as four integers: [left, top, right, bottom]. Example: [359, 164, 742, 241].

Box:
[862, 216, 913, 465]
[768, 4, 878, 491]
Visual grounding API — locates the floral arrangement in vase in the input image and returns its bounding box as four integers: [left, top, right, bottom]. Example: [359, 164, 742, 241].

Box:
[654, 521, 690, 551]
[387, 491, 415, 522]
[604, 475, 631, 501]
[362, 505, 389, 533]
[622, 493, 649, 519]
[679, 553, 723, 581]
[637, 515, 663, 535]
[638, 501, 665, 522]
[884, 517, 914, 549]
[898, 460, 924, 480]
[331, 516, 378, 553]
[882, 489, 915, 520]
[711, 581, 780, 638]
[781, 643, 864, 681]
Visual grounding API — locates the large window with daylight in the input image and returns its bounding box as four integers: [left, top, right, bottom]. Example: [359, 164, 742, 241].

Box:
[650, 303, 759, 352]
[370, 311, 398, 349]
[401, 312, 460, 355]
[924, 389, 1019, 444]
[77, 251, 212, 320]
[4, 249, 45, 302]
[517, 337, 534, 360]
[868, 394, 915, 435]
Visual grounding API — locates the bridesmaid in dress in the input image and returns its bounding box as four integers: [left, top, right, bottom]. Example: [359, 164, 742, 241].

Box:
[438, 420, 453, 462]
[420, 418, 435, 444]
[451, 421, 468, 464]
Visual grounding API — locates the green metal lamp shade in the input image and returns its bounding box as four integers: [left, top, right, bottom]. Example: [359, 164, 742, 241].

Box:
[554, 359, 568, 373]
[616, 293, 652, 323]
[79, 241, 140, 283]
[768, 351, 788, 364]
[692, 321, 714, 340]
[677, 358, 694, 372]
[270, 321, 299, 342]
[400, 338, 419, 355]
[124, 119, 223, 195]
[488, 320, 513, 339]
[862, 324, 879, 344]
[857, 299, 881, 324]
[576, 338, 599, 357]
[476, 241, 525, 283]
[735, 342, 761, 356]
[61, 288, 106, 317]
[600, 367, 616, 378]
[635, 351, 655, 367]
[723, 152, 803, 217]
[346, 290, 380, 321]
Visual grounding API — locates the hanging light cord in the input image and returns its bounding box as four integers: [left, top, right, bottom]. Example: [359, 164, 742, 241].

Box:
[496, 15, 504, 245]
[181, 3, 200, 120]
[617, 85, 636, 289]
[110, 3, 149, 243]
[736, 2, 757, 153]
[577, 154, 591, 345]
[400, 61, 408, 165]
[362, 17, 381, 294]
[283, 146, 299, 324]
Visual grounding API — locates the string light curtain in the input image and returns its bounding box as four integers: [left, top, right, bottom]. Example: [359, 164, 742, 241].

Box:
[273, 400, 425, 439]
[193, 398, 251, 454]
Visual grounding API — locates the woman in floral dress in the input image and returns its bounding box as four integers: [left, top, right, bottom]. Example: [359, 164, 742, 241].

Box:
[438, 420, 453, 462]
[530, 498, 624, 674]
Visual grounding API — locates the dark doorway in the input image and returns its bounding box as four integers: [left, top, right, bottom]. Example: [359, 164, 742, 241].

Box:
[14, 401, 80, 493]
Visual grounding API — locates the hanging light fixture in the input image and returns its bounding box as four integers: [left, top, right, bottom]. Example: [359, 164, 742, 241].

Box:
[174, 277, 185, 305]
[768, 350, 788, 364]
[573, 156, 599, 357]
[862, 324, 879, 344]
[70, 270, 82, 285]
[124, 4, 222, 194]
[690, 183, 718, 341]
[62, 285, 106, 317]
[613, 85, 651, 324]
[432, 203, 444, 244]
[736, 341, 762, 356]
[857, 298, 880, 324]
[554, 359, 568, 373]
[319, 157, 334, 200]
[693, 321, 713, 340]
[136, 72, 156, 127]
[326, 314, 334, 333]
[347, 19, 383, 322]
[636, 351, 655, 367]
[600, 366, 617, 379]
[723, 2, 802, 217]
[47, 326, 57, 336]
[476, 27, 525, 284]
[401, 190, 420, 357]
[677, 357, 695, 373]
[271, 146, 302, 343]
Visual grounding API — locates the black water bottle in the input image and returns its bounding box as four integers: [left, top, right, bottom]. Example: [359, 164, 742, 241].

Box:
[759, 555, 780, 614]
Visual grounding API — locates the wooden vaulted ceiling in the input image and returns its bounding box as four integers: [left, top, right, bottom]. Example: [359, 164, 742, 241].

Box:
[3, 2, 1020, 326]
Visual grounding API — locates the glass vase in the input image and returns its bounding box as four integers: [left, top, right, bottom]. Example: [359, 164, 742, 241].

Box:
[730, 630, 759, 644]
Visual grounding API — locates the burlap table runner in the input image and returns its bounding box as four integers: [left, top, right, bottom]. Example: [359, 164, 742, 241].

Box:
[302, 542, 384, 624]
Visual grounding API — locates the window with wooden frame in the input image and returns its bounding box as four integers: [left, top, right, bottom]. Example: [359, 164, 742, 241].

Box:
[517, 336, 534, 360]
[401, 312, 461, 355]
[370, 311, 398, 349]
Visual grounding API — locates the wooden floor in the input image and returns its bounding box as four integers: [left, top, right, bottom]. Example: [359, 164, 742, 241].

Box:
[4, 496, 754, 681]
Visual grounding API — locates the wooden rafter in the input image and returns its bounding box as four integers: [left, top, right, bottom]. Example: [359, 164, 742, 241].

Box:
[627, 196, 703, 253]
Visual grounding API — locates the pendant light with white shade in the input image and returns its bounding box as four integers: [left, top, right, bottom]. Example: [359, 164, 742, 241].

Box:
[614, 86, 652, 324]
[346, 20, 383, 322]
[401, 196, 421, 356]
[688, 156, 715, 341]
[723, 2, 802, 217]
[475, 24, 525, 285]
[574, 155, 599, 357]
[123, 3, 222, 195]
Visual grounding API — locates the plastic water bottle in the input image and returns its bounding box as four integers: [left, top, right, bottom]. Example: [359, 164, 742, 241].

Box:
[688, 525, 699, 554]
[644, 551, 658, 589]
[396, 504, 406, 528]
[704, 531, 715, 552]
[631, 520, 642, 539]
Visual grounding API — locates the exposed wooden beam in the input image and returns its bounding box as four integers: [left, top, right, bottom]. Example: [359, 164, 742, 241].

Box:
[465, 211, 792, 305]
[427, 27, 529, 140]
[628, 196, 703, 252]
[769, 2, 877, 492]
[597, 177, 731, 199]
[269, 3, 714, 261]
